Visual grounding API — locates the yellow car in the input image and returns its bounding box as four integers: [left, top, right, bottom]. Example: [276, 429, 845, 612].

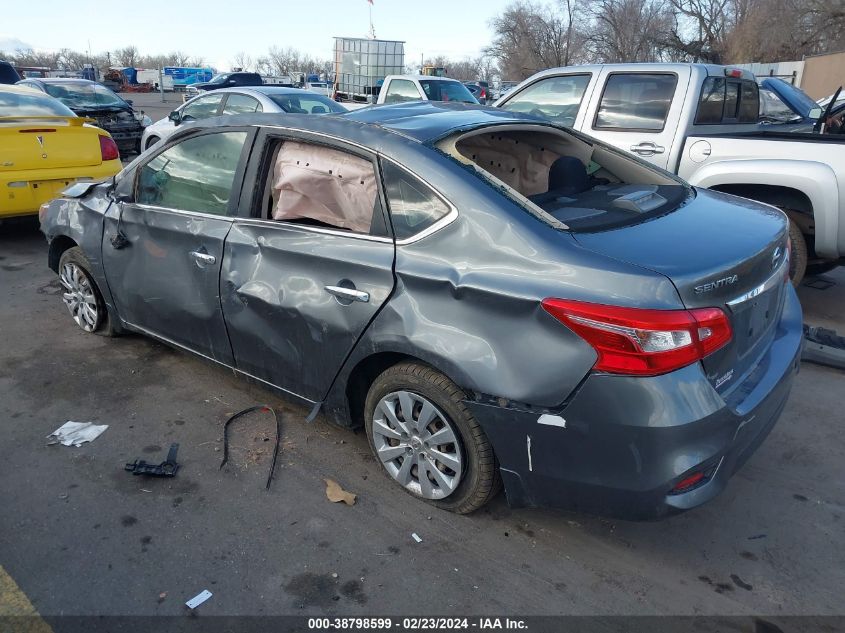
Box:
[0, 84, 122, 219]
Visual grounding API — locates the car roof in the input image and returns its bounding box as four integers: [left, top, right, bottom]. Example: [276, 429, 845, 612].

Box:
[24, 78, 97, 84]
[235, 86, 327, 96]
[388, 75, 462, 82]
[189, 101, 548, 146]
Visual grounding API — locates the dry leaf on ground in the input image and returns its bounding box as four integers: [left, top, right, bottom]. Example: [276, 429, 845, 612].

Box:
[324, 478, 357, 506]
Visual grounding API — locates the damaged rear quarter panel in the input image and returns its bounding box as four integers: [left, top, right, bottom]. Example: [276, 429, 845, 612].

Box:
[328, 146, 683, 414]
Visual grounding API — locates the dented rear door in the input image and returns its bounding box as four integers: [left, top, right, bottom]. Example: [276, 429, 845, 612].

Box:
[221, 131, 395, 402]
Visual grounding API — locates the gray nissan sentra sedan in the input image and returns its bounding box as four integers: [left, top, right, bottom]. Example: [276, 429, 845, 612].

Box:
[40, 102, 803, 519]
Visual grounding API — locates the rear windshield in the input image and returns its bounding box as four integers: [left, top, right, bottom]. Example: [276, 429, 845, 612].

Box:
[0, 90, 76, 116]
[419, 80, 478, 104]
[42, 81, 126, 110]
[444, 126, 690, 232]
[694, 77, 759, 124]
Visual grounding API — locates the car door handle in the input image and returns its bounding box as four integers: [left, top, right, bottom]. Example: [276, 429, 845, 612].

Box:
[325, 285, 370, 303]
[630, 142, 665, 155]
[189, 251, 216, 267]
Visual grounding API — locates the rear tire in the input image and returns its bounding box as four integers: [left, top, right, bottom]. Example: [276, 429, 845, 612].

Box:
[58, 247, 116, 336]
[787, 220, 808, 287]
[364, 362, 500, 514]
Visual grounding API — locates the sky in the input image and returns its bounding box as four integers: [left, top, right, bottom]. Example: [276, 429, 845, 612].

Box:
[1, 0, 513, 71]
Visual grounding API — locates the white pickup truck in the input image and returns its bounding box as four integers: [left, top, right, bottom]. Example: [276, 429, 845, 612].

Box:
[495, 63, 845, 283]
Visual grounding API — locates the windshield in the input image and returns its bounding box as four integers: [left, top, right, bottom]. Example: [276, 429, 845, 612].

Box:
[42, 81, 126, 110]
[268, 93, 346, 114]
[419, 80, 478, 104]
[0, 90, 76, 116]
[209, 73, 230, 84]
[500, 74, 591, 127]
[765, 79, 819, 118]
[759, 89, 799, 122]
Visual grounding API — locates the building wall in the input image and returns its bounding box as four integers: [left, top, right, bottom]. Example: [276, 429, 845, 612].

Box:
[801, 51, 845, 100]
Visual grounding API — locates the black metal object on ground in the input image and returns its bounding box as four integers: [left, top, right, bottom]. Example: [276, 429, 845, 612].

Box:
[219, 406, 281, 490]
[802, 325, 845, 370]
[125, 443, 180, 476]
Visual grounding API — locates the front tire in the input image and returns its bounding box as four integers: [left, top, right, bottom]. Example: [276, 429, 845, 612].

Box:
[58, 247, 115, 336]
[364, 362, 500, 514]
[787, 219, 808, 287]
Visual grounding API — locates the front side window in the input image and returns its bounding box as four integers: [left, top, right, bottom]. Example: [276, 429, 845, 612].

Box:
[223, 93, 262, 115]
[594, 73, 677, 131]
[500, 74, 591, 127]
[268, 140, 380, 235]
[181, 93, 224, 121]
[381, 161, 450, 240]
[136, 131, 247, 215]
[384, 79, 422, 104]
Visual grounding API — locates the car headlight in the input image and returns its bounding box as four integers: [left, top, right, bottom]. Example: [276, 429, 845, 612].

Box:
[141, 115, 153, 127]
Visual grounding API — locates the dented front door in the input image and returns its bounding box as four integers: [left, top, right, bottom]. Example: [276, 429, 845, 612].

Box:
[101, 130, 251, 364]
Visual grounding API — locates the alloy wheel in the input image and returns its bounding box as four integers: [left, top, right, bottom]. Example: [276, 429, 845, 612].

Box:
[59, 263, 99, 332]
[371, 390, 463, 500]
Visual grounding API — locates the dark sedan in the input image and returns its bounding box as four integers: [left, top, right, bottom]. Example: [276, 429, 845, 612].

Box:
[17, 78, 146, 154]
[39, 102, 802, 518]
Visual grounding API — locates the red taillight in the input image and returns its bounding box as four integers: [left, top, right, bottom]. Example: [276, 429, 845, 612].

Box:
[480, 87, 487, 98]
[99, 135, 120, 162]
[671, 471, 706, 494]
[541, 299, 733, 376]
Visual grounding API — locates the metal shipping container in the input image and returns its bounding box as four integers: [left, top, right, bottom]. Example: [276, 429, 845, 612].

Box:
[333, 37, 405, 103]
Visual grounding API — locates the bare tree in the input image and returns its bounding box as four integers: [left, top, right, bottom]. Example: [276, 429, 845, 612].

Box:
[588, 0, 674, 62]
[112, 46, 139, 67]
[487, 1, 584, 80]
[233, 51, 254, 71]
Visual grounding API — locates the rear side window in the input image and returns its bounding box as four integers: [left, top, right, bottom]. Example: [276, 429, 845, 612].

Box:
[137, 131, 247, 215]
[695, 77, 760, 124]
[594, 74, 677, 131]
[419, 80, 478, 104]
[381, 160, 450, 240]
[500, 74, 590, 128]
[182, 93, 224, 120]
[383, 79, 421, 104]
[268, 140, 380, 235]
[223, 93, 262, 114]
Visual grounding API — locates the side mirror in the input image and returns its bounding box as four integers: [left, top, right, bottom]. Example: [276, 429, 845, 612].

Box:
[809, 107, 823, 120]
[124, 99, 134, 107]
[168, 110, 182, 124]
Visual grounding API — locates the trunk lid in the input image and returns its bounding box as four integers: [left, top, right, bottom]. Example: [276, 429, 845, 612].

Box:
[573, 188, 789, 394]
[0, 117, 103, 171]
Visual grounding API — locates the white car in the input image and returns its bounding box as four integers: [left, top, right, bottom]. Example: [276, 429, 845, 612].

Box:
[376, 75, 480, 105]
[141, 86, 347, 151]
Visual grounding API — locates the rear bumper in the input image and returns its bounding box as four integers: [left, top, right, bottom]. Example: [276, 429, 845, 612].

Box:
[0, 161, 121, 218]
[466, 285, 803, 520]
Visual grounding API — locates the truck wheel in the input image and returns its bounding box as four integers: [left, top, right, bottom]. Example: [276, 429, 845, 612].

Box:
[787, 220, 808, 287]
[364, 362, 500, 514]
[58, 247, 116, 336]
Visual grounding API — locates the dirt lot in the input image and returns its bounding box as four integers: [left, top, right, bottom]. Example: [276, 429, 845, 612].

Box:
[0, 218, 843, 625]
